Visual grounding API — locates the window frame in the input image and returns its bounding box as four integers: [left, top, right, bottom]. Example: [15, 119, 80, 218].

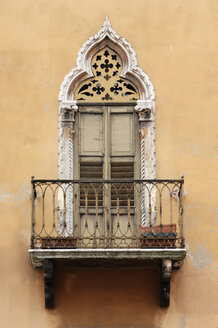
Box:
[58, 19, 156, 232]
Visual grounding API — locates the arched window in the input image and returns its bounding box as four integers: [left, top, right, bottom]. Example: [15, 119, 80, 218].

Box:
[58, 18, 156, 234]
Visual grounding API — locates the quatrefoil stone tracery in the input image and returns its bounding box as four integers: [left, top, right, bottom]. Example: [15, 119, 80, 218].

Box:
[74, 47, 139, 102]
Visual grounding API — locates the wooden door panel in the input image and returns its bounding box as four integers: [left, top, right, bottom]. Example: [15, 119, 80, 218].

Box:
[80, 113, 103, 155]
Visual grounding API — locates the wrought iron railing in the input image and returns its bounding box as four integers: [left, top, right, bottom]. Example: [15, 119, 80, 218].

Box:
[31, 178, 184, 249]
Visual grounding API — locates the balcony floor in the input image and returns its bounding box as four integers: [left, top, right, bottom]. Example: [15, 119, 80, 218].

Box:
[29, 248, 186, 268]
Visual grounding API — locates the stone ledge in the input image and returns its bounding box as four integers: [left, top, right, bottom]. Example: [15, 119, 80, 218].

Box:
[29, 248, 186, 268]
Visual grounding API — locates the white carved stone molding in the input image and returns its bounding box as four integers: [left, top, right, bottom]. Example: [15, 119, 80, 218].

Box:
[58, 104, 78, 235]
[58, 17, 155, 103]
[139, 124, 156, 226]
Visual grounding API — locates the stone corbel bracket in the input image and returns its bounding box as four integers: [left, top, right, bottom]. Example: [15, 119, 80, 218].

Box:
[43, 260, 54, 309]
[160, 259, 172, 307]
[135, 100, 154, 122]
[61, 102, 78, 123]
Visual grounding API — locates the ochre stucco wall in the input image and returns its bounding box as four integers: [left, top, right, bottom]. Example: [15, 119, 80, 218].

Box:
[0, 1, 217, 327]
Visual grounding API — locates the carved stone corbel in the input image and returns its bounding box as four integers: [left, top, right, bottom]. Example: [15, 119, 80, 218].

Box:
[43, 260, 54, 308]
[61, 104, 78, 123]
[135, 101, 153, 121]
[160, 259, 172, 307]
[136, 107, 151, 121]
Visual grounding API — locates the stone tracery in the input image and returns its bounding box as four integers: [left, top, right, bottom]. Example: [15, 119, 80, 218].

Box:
[73, 47, 139, 102]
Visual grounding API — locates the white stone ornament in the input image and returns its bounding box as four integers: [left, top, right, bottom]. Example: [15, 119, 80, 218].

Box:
[59, 17, 155, 103]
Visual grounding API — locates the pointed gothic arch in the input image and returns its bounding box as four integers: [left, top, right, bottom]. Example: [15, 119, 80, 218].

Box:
[59, 17, 155, 103]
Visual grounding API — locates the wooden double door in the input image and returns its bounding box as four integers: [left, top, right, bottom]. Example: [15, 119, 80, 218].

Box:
[73, 104, 140, 247]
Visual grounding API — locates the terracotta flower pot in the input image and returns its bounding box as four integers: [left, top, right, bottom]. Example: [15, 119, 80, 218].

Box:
[39, 237, 77, 248]
[140, 224, 177, 248]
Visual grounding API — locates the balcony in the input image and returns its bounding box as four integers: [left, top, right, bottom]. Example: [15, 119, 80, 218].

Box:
[29, 178, 185, 257]
[29, 178, 186, 307]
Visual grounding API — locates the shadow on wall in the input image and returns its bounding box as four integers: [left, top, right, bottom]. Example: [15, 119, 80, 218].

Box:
[53, 265, 162, 328]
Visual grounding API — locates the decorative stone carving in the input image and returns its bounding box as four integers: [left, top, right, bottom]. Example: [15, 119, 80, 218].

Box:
[135, 100, 154, 121]
[135, 106, 151, 121]
[61, 104, 78, 122]
[58, 102, 78, 180]
[59, 17, 155, 102]
[73, 46, 139, 102]
[140, 124, 156, 226]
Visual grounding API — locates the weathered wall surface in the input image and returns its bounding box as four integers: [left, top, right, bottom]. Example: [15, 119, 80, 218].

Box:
[0, 0, 217, 327]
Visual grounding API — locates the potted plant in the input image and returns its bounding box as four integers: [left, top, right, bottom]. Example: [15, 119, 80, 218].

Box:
[39, 237, 77, 249]
[140, 224, 177, 248]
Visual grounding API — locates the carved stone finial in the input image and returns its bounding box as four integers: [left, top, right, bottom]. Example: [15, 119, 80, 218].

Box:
[103, 16, 111, 29]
